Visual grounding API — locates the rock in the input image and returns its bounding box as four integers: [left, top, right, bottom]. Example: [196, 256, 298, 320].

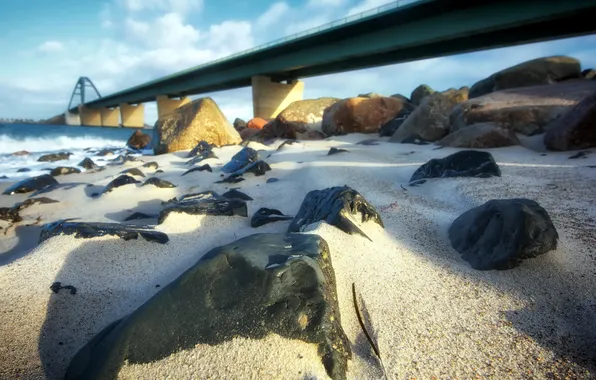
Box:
[11, 150, 29, 156]
[65, 233, 351, 380]
[142, 161, 159, 170]
[153, 97, 241, 154]
[251, 208, 293, 227]
[222, 189, 253, 201]
[582, 69, 596, 80]
[39, 220, 168, 244]
[437, 123, 520, 148]
[240, 128, 260, 141]
[126, 130, 151, 150]
[50, 282, 77, 295]
[390, 93, 412, 103]
[38, 152, 72, 162]
[142, 177, 177, 188]
[469, 56, 581, 98]
[221, 161, 271, 183]
[450, 80, 596, 136]
[124, 212, 158, 221]
[266, 178, 279, 183]
[95, 149, 114, 157]
[441, 87, 469, 103]
[13, 197, 59, 212]
[401, 136, 431, 145]
[409, 150, 501, 184]
[247, 118, 268, 130]
[288, 186, 384, 240]
[50, 167, 81, 176]
[390, 92, 458, 142]
[568, 151, 591, 159]
[158, 191, 248, 224]
[17, 168, 31, 173]
[379, 109, 411, 137]
[101, 175, 140, 195]
[259, 98, 339, 140]
[2, 174, 59, 195]
[214, 176, 245, 184]
[322, 96, 415, 136]
[233, 118, 247, 130]
[188, 141, 213, 158]
[78, 157, 98, 170]
[181, 164, 212, 176]
[358, 92, 384, 98]
[355, 139, 380, 146]
[327, 147, 348, 156]
[410, 84, 434, 106]
[120, 168, 145, 177]
[186, 151, 218, 166]
[543, 90, 596, 151]
[0, 207, 21, 222]
[448, 198, 558, 270]
[222, 147, 259, 173]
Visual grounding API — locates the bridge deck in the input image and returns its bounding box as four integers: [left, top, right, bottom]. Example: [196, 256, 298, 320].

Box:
[84, 0, 596, 109]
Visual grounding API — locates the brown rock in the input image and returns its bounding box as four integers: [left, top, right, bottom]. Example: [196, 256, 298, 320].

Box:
[322, 96, 413, 136]
[233, 118, 247, 131]
[441, 87, 469, 103]
[126, 130, 151, 150]
[438, 123, 520, 148]
[469, 56, 581, 98]
[259, 98, 339, 140]
[544, 91, 596, 151]
[247, 118, 268, 130]
[390, 93, 412, 104]
[358, 92, 384, 98]
[11, 150, 30, 156]
[410, 85, 435, 106]
[450, 80, 596, 136]
[152, 97, 241, 154]
[240, 128, 260, 141]
[390, 92, 458, 142]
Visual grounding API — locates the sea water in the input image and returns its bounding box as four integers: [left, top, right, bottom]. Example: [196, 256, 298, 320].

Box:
[0, 124, 150, 180]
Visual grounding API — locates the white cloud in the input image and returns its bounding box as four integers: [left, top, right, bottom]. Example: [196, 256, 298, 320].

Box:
[307, 0, 344, 7]
[256, 2, 290, 28]
[37, 41, 64, 53]
[121, 0, 202, 15]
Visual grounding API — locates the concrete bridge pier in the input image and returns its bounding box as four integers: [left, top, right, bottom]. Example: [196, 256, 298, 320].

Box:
[78, 105, 102, 126]
[156, 95, 190, 118]
[120, 103, 145, 128]
[101, 107, 120, 127]
[251, 75, 304, 119]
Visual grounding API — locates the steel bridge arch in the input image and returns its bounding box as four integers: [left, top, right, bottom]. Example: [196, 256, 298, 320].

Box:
[67, 77, 101, 110]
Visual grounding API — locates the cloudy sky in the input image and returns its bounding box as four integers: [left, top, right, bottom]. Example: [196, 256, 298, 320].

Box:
[1, 0, 595, 124]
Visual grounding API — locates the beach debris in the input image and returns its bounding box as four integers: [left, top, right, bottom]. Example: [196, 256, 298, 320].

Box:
[124, 212, 158, 221]
[39, 219, 169, 244]
[188, 140, 213, 158]
[328, 147, 348, 156]
[142, 161, 159, 170]
[221, 189, 253, 201]
[288, 186, 384, 241]
[409, 150, 501, 184]
[64, 233, 351, 380]
[50, 167, 81, 176]
[37, 152, 72, 162]
[181, 164, 212, 176]
[2, 174, 58, 195]
[101, 175, 140, 195]
[448, 198, 559, 270]
[50, 282, 77, 295]
[221, 147, 259, 173]
[78, 157, 99, 170]
[120, 168, 145, 177]
[251, 208, 293, 228]
[142, 177, 177, 188]
[158, 191, 248, 224]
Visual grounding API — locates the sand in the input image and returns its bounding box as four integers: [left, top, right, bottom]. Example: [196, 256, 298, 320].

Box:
[0, 134, 595, 379]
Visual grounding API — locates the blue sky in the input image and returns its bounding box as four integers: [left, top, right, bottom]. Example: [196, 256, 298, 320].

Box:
[1, 0, 596, 124]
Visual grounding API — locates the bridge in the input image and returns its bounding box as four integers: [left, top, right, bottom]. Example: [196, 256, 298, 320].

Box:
[61, 0, 596, 128]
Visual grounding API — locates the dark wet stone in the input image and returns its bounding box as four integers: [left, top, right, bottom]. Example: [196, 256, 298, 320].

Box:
[95, 149, 114, 157]
[65, 233, 351, 380]
[288, 186, 384, 241]
[449, 198, 559, 270]
[327, 147, 348, 156]
[78, 157, 98, 170]
[158, 191, 248, 224]
[355, 139, 380, 146]
[410, 150, 501, 184]
[38, 152, 72, 162]
[181, 164, 212, 176]
[188, 141, 213, 158]
[569, 151, 591, 159]
[186, 151, 218, 166]
[221, 189, 253, 200]
[120, 168, 145, 177]
[2, 174, 59, 195]
[276, 139, 298, 151]
[266, 178, 279, 183]
[230, 161, 271, 177]
[0, 175, 8, 179]
[251, 208, 293, 228]
[215, 176, 245, 184]
[222, 147, 259, 173]
[101, 175, 140, 195]
[29, 183, 86, 198]
[50, 282, 77, 295]
[142, 161, 159, 170]
[379, 109, 410, 137]
[124, 212, 158, 221]
[155, 169, 164, 174]
[109, 155, 141, 166]
[39, 220, 169, 244]
[17, 168, 31, 173]
[0, 207, 21, 222]
[401, 135, 430, 145]
[50, 167, 81, 177]
[142, 177, 177, 188]
[13, 197, 59, 211]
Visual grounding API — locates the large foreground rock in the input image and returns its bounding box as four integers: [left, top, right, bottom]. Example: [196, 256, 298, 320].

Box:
[260, 98, 339, 140]
[126, 130, 151, 150]
[2, 174, 58, 195]
[437, 123, 520, 148]
[450, 80, 596, 136]
[322, 96, 414, 135]
[152, 97, 241, 154]
[469, 56, 581, 98]
[65, 233, 351, 380]
[544, 90, 596, 151]
[449, 199, 558, 270]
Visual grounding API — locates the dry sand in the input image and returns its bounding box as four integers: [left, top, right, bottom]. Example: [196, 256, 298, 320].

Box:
[0, 134, 595, 379]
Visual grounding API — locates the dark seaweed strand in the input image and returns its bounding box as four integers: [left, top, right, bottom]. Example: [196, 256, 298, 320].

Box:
[352, 282, 387, 379]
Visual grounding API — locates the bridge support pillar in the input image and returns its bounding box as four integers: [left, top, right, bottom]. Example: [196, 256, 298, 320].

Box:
[156, 95, 190, 118]
[78, 105, 102, 127]
[65, 111, 81, 126]
[101, 107, 120, 127]
[251, 76, 304, 119]
[119, 103, 145, 128]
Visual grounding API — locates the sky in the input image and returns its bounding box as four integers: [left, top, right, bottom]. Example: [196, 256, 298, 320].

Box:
[0, 0, 595, 124]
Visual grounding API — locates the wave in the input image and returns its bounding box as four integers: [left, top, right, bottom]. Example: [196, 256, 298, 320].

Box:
[0, 135, 128, 154]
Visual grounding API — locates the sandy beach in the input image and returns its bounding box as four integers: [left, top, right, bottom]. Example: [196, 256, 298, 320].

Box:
[0, 133, 595, 379]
